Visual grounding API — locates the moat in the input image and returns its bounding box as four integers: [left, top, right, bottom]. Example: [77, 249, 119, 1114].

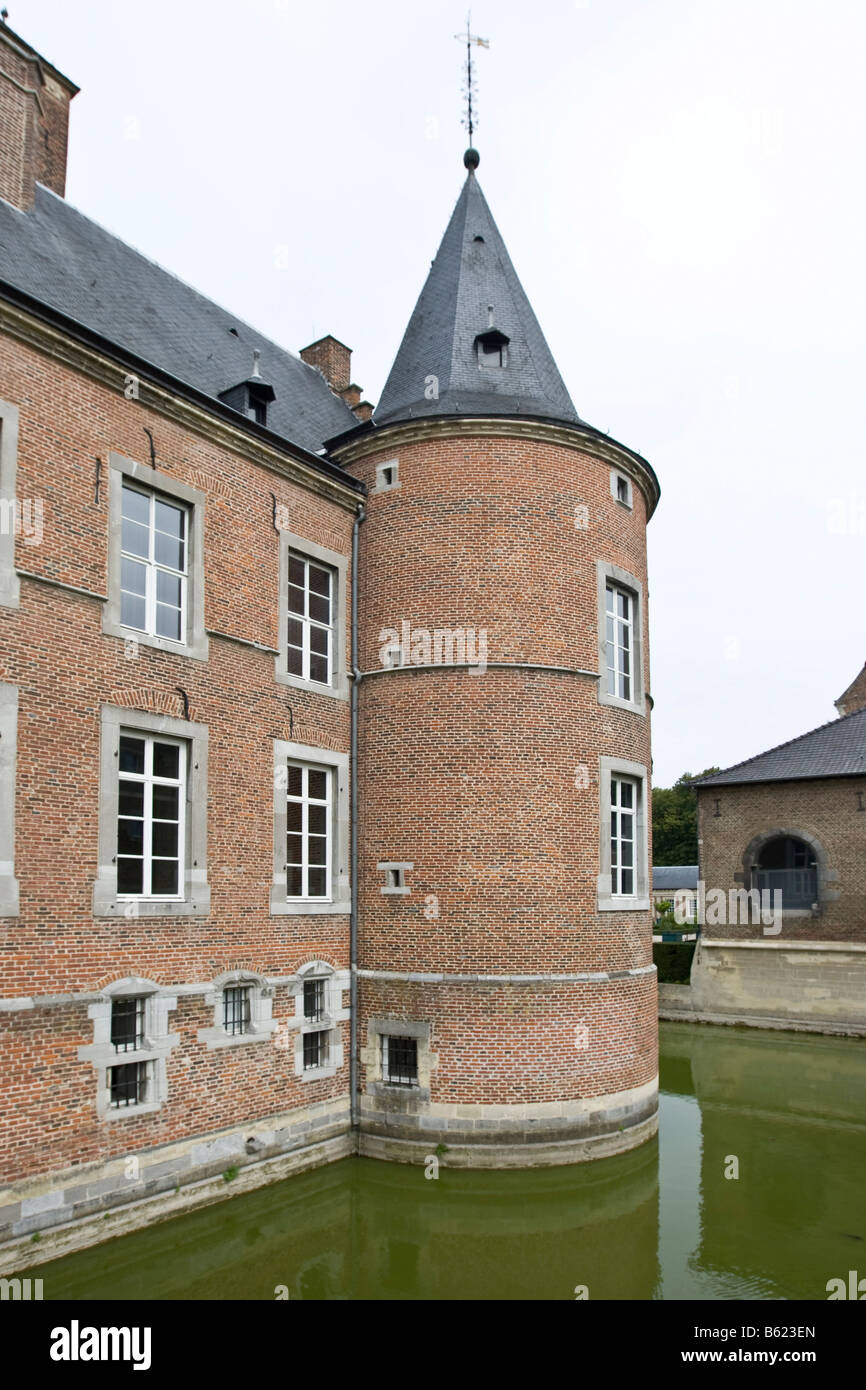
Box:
[34, 1022, 866, 1300]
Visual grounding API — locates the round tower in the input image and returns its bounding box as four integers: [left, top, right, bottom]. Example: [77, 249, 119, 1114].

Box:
[331, 156, 661, 1166]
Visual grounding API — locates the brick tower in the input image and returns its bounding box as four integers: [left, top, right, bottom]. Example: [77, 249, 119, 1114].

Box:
[330, 151, 661, 1165]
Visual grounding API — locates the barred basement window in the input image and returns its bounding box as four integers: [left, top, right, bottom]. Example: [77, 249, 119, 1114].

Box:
[111, 997, 145, 1053]
[109, 1060, 150, 1109]
[303, 1029, 329, 1071]
[610, 776, 637, 896]
[223, 985, 252, 1036]
[286, 763, 332, 900]
[383, 1035, 418, 1086]
[286, 551, 334, 686]
[304, 977, 325, 1023]
[117, 733, 186, 900]
[120, 481, 188, 644]
[605, 583, 633, 701]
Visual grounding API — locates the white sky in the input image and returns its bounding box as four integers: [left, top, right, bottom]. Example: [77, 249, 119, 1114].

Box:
[14, 0, 866, 785]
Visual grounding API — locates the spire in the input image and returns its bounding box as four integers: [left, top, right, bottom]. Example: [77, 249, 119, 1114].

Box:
[374, 171, 580, 428]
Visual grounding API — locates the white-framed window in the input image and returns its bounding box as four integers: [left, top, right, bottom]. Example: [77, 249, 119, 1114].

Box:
[286, 551, 334, 686]
[271, 741, 350, 916]
[605, 583, 633, 702]
[276, 532, 348, 699]
[120, 482, 188, 643]
[78, 977, 179, 1119]
[104, 453, 208, 660]
[286, 762, 332, 901]
[610, 776, 637, 896]
[382, 1035, 419, 1086]
[596, 561, 644, 713]
[93, 705, 210, 918]
[116, 732, 186, 901]
[597, 757, 650, 911]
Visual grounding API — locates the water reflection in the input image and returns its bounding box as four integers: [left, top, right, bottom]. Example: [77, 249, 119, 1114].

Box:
[37, 1023, 866, 1300]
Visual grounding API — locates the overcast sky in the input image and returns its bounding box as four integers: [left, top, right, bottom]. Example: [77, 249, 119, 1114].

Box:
[15, 0, 866, 785]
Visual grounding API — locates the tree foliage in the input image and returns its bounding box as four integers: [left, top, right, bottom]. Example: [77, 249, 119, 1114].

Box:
[651, 770, 720, 866]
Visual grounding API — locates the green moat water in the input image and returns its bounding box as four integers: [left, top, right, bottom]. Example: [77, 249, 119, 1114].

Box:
[35, 1022, 866, 1300]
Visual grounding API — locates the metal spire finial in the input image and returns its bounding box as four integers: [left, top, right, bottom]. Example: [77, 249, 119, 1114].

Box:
[454, 13, 489, 166]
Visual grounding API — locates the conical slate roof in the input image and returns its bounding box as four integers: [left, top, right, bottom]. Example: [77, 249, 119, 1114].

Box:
[374, 167, 580, 427]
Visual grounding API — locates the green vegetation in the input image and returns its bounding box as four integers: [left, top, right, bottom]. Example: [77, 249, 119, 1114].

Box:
[222, 1167, 239, 1183]
[653, 941, 697, 984]
[651, 769, 720, 865]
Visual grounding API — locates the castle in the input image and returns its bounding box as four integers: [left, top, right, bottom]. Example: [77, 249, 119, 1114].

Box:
[0, 20, 659, 1262]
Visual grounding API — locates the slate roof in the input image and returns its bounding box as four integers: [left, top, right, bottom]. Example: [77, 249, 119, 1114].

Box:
[374, 169, 580, 428]
[0, 185, 358, 456]
[652, 865, 699, 892]
[692, 706, 866, 787]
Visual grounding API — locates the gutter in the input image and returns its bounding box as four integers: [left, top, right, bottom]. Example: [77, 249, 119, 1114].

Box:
[349, 501, 366, 1131]
[0, 278, 364, 496]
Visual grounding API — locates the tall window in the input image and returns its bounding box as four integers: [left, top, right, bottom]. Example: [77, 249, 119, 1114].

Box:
[223, 986, 251, 1036]
[610, 776, 636, 896]
[383, 1035, 418, 1087]
[287, 552, 333, 685]
[111, 997, 145, 1053]
[117, 733, 185, 899]
[605, 584, 632, 701]
[286, 763, 331, 900]
[304, 978, 326, 1023]
[120, 482, 188, 643]
[303, 1029, 329, 1071]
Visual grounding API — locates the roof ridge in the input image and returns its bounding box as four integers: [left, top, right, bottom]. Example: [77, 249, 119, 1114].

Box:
[33, 185, 349, 391]
[693, 704, 866, 784]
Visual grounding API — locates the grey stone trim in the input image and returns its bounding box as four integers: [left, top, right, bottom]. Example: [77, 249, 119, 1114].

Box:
[270, 740, 350, 915]
[92, 704, 211, 918]
[597, 755, 650, 911]
[16, 571, 106, 602]
[596, 559, 645, 714]
[77, 977, 179, 1120]
[377, 861, 413, 895]
[358, 662, 599, 680]
[286, 961, 349, 1082]
[0, 684, 19, 916]
[738, 826, 836, 912]
[373, 459, 400, 493]
[610, 468, 633, 509]
[197, 970, 278, 1050]
[357, 965, 656, 984]
[0, 399, 20, 607]
[275, 529, 349, 700]
[103, 452, 209, 661]
[698, 938, 866, 952]
[206, 628, 278, 654]
[362, 1017, 437, 1102]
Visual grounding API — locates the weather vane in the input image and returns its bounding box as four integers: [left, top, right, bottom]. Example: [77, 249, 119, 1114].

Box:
[454, 13, 490, 148]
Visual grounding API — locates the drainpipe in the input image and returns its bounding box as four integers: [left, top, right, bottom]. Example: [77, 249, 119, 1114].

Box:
[350, 502, 366, 1132]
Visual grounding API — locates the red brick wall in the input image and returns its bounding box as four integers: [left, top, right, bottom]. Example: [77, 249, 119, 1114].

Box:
[0, 331, 353, 1180]
[0, 31, 74, 209]
[344, 429, 657, 1103]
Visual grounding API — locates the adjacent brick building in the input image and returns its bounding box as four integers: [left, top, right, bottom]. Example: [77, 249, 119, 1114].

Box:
[0, 22, 660, 1264]
[680, 675, 866, 1033]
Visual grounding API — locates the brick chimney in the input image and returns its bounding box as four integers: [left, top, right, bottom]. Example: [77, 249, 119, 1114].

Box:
[300, 336, 352, 393]
[835, 660, 866, 718]
[0, 20, 78, 211]
[300, 335, 374, 421]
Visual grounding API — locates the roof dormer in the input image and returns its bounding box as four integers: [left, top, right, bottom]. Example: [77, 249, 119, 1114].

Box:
[219, 350, 276, 426]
